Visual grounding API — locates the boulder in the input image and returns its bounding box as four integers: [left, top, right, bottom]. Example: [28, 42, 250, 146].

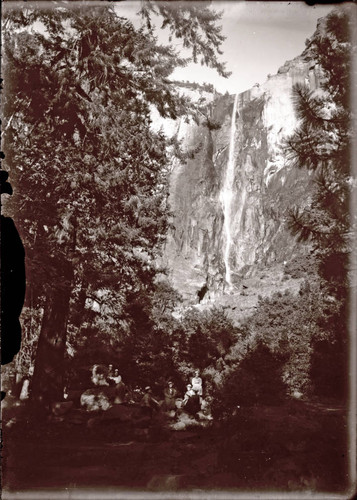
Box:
[80, 387, 115, 412]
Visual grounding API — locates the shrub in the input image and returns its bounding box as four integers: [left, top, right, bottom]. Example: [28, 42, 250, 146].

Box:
[211, 341, 288, 419]
[177, 307, 238, 371]
[283, 254, 318, 279]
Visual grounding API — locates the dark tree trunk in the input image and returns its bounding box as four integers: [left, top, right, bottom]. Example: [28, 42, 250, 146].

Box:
[31, 258, 73, 407]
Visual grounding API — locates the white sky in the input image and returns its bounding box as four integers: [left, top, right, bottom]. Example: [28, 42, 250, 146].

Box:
[115, 1, 335, 94]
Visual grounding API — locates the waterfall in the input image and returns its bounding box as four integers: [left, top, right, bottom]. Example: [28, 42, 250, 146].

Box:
[220, 93, 239, 286]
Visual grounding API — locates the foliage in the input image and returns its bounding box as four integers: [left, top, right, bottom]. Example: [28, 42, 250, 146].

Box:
[139, 1, 230, 78]
[285, 6, 356, 294]
[211, 277, 347, 419]
[171, 80, 216, 94]
[63, 276, 181, 391]
[211, 341, 288, 419]
[280, 6, 355, 404]
[211, 253, 347, 416]
[177, 307, 237, 371]
[283, 253, 319, 279]
[2, 2, 228, 399]
[256, 280, 345, 397]
[110, 290, 238, 395]
[3, 5, 174, 303]
[64, 282, 239, 398]
[115, 289, 174, 388]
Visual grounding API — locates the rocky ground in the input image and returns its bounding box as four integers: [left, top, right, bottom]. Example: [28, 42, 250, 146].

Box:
[190, 262, 306, 325]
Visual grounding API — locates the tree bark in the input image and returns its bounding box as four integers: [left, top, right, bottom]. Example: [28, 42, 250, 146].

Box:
[31, 257, 73, 407]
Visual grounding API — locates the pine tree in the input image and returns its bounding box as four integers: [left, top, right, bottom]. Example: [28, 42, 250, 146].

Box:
[139, 0, 230, 78]
[285, 6, 356, 399]
[285, 6, 356, 294]
[2, 2, 229, 405]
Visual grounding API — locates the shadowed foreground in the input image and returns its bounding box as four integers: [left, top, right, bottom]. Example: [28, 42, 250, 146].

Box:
[2, 398, 350, 496]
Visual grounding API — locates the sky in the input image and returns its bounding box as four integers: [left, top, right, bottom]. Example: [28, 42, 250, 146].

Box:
[115, 1, 336, 94]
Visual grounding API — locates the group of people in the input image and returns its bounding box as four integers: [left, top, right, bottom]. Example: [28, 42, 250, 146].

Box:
[141, 369, 204, 419]
[91, 364, 122, 386]
[89, 365, 205, 418]
[90, 364, 126, 404]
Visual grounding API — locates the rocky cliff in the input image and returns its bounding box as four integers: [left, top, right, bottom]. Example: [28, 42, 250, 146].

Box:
[160, 33, 324, 303]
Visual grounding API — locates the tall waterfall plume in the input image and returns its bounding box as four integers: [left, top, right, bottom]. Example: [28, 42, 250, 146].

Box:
[220, 93, 239, 286]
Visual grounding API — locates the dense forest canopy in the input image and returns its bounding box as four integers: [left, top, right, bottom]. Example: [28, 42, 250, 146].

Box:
[1, 0, 229, 403]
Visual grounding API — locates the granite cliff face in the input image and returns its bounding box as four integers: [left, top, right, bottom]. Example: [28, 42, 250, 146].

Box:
[161, 41, 323, 302]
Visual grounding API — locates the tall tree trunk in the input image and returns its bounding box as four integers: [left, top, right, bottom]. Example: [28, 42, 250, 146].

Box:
[31, 257, 73, 407]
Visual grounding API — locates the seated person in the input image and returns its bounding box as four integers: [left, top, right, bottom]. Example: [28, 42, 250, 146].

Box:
[114, 379, 126, 404]
[109, 368, 122, 385]
[91, 365, 109, 386]
[182, 384, 200, 416]
[182, 384, 195, 405]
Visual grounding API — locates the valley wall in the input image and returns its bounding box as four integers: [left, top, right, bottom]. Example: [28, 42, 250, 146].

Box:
[161, 38, 324, 302]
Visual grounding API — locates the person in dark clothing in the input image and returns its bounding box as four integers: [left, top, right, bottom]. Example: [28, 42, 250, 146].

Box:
[1, 170, 26, 369]
[182, 383, 200, 416]
[140, 386, 159, 419]
[163, 380, 177, 412]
